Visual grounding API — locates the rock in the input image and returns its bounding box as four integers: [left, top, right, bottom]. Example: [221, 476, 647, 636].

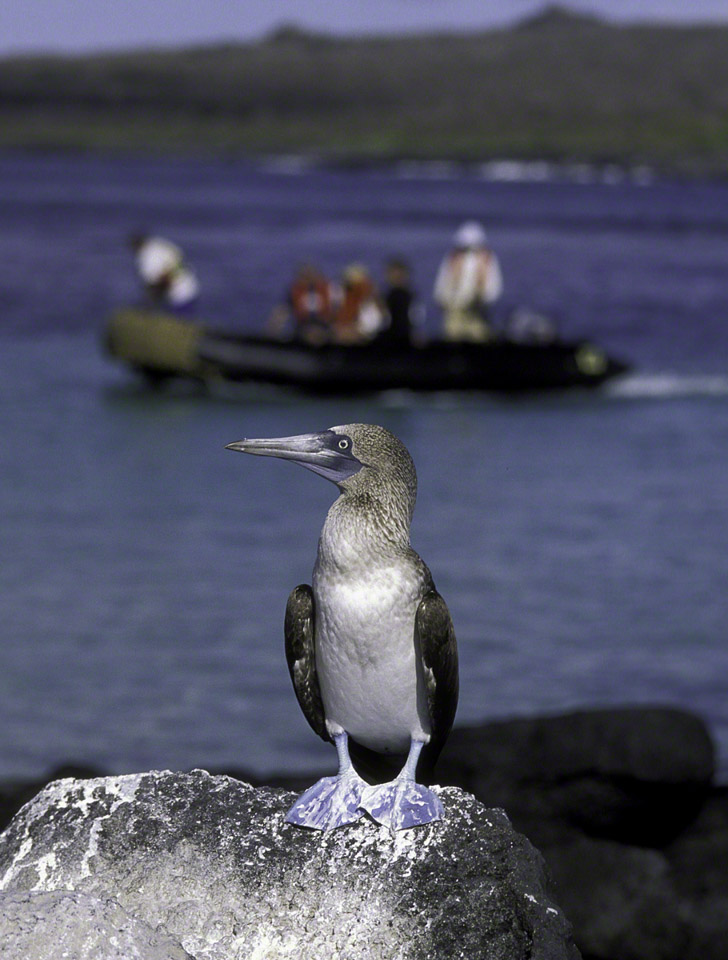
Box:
[664, 787, 728, 960]
[438, 707, 715, 846]
[543, 838, 691, 960]
[0, 770, 580, 960]
[0, 889, 193, 960]
[665, 787, 728, 898]
[0, 764, 105, 836]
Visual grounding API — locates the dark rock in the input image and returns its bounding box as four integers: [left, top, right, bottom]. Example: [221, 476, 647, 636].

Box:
[0, 770, 580, 960]
[541, 786, 728, 960]
[438, 707, 715, 846]
[665, 787, 728, 897]
[664, 787, 728, 960]
[543, 838, 691, 960]
[679, 895, 728, 960]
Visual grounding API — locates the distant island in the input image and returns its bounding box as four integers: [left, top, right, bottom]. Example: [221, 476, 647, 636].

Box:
[2, 6, 728, 176]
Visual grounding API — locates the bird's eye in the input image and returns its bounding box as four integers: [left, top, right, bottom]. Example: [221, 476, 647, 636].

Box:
[338, 439, 350, 450]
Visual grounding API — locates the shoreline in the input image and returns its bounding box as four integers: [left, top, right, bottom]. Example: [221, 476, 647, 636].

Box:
[2, 16, 728, 182]
[6, 143, 726, 186]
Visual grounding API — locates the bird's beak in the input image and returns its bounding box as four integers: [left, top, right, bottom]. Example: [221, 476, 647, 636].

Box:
[226, 431, 361, 484]
[226, 433, 328, 461]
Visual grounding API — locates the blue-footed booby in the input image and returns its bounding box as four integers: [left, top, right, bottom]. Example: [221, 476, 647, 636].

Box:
[226, 424, 458, 831]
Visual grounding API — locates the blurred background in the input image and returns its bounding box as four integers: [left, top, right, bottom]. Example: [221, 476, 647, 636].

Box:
[1, 1, 727, 787]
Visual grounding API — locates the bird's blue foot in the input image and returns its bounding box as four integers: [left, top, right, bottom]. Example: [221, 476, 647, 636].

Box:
[360, 778, 444, 831]
[286, 773, 366, 831]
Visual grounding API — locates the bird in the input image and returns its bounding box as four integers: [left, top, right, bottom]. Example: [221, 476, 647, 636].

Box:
[226, 424, 458, 831]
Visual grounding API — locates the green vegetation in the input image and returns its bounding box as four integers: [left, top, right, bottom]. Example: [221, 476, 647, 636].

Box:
[2, 8, 728, 174]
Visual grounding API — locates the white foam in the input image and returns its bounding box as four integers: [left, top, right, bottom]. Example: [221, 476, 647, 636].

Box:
[606, 372, 728, 400]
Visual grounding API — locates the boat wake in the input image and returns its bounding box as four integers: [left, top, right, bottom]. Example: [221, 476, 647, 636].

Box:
[605, 372, 728, 400]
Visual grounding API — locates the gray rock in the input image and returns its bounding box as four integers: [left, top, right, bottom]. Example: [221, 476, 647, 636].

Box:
[0, 889, 193, 960]
[438, 707, 715, 846]
[0, 770, 580, 960]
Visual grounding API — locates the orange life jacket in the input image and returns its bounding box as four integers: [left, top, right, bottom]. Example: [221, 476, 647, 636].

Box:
[289, 278, 333, 323]
[336, 278, 376, 330]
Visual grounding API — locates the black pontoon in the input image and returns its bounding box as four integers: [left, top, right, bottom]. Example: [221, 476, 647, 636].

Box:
[105, 308, 629, 395]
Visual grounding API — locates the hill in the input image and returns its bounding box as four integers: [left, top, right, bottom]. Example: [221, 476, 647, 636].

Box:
[2, 12, 728, 174]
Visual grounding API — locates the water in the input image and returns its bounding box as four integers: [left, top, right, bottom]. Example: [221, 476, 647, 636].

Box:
[1, 151, 727, 782]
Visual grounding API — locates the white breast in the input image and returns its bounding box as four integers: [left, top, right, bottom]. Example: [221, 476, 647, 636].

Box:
[312, 560, 430, 754]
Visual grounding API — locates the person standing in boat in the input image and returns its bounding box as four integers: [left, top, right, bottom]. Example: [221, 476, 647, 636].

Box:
[129, 233, 200, 314]
[434, 221, 503, 341]
[332, 263, 386, 344]
[377, 257, 423, 346]
[267, 263, 337, 345]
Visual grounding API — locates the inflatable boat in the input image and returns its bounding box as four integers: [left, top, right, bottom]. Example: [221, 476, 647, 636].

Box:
[105, 308, 629, 395]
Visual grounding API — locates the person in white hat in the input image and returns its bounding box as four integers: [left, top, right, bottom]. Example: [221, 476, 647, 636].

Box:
[433, 221, 503, 341]
[129, 232, 200, 314]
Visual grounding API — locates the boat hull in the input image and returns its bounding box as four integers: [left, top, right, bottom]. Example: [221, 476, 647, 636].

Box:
[105, 308, 629, 395]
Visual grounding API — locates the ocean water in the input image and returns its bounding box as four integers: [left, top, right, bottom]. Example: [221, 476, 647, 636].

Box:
[1, 151, 727, 782]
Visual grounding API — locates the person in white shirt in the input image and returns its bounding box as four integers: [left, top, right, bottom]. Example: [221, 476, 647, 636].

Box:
[129, 233, 200, 313]
[434, 221, 503, 341]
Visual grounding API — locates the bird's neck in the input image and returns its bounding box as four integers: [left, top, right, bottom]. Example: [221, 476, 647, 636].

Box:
[316, 492, 411, 572]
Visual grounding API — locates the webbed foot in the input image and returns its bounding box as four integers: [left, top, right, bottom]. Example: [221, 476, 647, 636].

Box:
[286, 773, 367, 831]
[360, 779, 444, 831]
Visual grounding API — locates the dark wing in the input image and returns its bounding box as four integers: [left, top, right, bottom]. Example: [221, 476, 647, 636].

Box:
[284, 584, 330, 743]
[416, 589, 459, 766]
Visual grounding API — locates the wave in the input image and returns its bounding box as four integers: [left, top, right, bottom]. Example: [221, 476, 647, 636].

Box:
[606, 372, 728, 399]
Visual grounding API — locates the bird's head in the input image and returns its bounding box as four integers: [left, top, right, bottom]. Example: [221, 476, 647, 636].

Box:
[226, 423, 417, 513]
